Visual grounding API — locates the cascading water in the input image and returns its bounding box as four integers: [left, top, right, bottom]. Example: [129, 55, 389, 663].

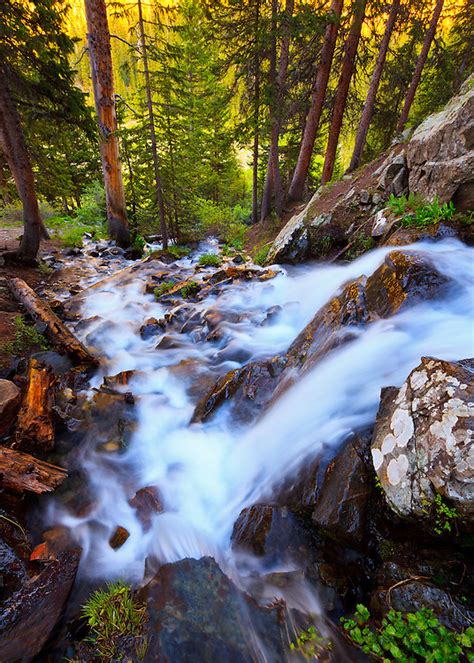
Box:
[48, 238, 474, 585]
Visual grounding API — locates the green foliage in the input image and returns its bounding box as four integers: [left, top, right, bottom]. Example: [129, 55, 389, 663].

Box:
[388, 194, 456, 229]
[190, 198, 247, 247]
[2, 316, 49, 355]
[74, 182, 106, 226]
[198, 253, 222, 267]
[341, 604, 473, 662]
[346, 234, 375, 260]
[45, 183, 107, 247]
[429, 493, 460, 536]
[154, 281, 175, 299]
[168, 245, 191, 259]
[253, 245, 270, 266]
[290, 625, 333, 660]
[81, 580, 147, 662]
[181, 281, 200, 299]
[132, 234, 146, 256]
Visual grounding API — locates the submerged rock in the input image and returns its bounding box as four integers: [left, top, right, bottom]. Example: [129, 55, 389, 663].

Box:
[371, 357, 474, 519]
[142, 557, 290, 662]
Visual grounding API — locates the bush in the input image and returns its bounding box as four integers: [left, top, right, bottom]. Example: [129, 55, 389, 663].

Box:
[253, 245, 270, 266]
[190, 197, 247, 248]
[132, 234, 146, 255]
[388, 194, 455, 228]
[2, 316, 49, 355]
[168, 244, 191, 259]
[198, 253, 221, 267]
[75, 181, 106, 226]
[81, 580, 147, 661]
[341, 604, 473, 662]
[154, 281, 175, 298]
[181, 281, 200, 299]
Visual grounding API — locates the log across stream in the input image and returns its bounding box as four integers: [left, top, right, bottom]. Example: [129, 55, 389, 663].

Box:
[46, 238, 473, 596]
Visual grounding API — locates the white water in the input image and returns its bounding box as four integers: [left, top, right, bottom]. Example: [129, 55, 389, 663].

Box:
[48, 239, 474, 582]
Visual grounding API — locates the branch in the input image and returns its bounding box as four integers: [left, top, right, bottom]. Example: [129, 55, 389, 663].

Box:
[110, 34, 136, 48]
[115, 94, 138, 116]
[73, 46, 89, 66]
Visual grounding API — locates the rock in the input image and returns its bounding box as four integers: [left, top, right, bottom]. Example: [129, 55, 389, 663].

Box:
[371, 357, 474, 520]
[312, 434, 372, 546]
[406, 74, 474, 208]
[232, 254, 245, 264]
[265, 205, 309, 264]
[390, 167, 408, 196]
[377, 153, 406, 192]
[370, 209, 393, 237]
[0, 549, 79, 663]
[140, 317, 165, 339]
[109, 526, 130, 549]
[142, 557, 289, 662]
[0, 379, 21, 438]
[129, 487, 163, 530]
[359, 190, 371, 205]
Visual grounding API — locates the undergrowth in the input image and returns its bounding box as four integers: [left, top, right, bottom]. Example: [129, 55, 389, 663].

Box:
[2, 315, 49, 355]
[341, 604, 473, 662]
[388, 194, 455, 228]
[168, 245, 191, 259]
[181, 281, 200, 298]
[81, 580, 147, 661]
[198, 252, 221, 267]
[253, 245, 270, 265]
[290, 625, 333, 659]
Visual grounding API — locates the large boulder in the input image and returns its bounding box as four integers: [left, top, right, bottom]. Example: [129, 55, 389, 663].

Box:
[0, 379, 21, 438]
[371, 357, 474, 519]
[406, 75, 474, 209]
[142, 557, 290, 662]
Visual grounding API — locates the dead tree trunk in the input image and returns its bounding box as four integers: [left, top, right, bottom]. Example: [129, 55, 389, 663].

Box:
[137, 0, 168, 249]
[252, 0, 261, 224]
[261, 0, 294, 220]
[8, 277, 98, 366]
[348, 0, 400, 171]
[84, 0, 130, 247]
[396, 0, 444, 132]
[0, 446, 67, 494]
[287, 0, 343, 202]
[16, 359, 56, 452]
[321, 0, 367, 185]
[0, 73, 49, 261]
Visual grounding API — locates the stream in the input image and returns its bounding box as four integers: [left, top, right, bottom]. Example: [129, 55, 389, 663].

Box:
[47, 238, 473, 601]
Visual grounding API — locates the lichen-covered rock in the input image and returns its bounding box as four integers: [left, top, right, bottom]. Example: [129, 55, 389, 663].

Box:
[406, 75, 474, 209]
[265, 205, 309, 264]
[371, 357, 474, 519]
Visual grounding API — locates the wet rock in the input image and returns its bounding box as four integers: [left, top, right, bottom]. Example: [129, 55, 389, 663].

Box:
[129, 487, 164, 531]
[109, 526, 130, 550]
[102, 370, 142, 391]
[312, 435, 372, 546]
[232, 254, 245, 264]
[370, 209, 393, 237]
[140, 317, 166, 339]
[180, 310, 203, 334]
[142, 557, 289, 662]
[371, 357, 474, 519]
[260, 304, 282, 325]
[156, 335, 187, 350]
[0, 379, 21, 437]
[0, 549, 79, 663]
[407, 74, 474, 207]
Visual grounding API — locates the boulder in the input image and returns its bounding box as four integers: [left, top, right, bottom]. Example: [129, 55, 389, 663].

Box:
[371, 357, 474, 519]
[0, 379, 21, 437]
[406, 75, 474, 208]
[142, 557, 289, 662]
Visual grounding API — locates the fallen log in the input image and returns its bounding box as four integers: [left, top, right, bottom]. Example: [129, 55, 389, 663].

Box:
[8, 277, 98, 366]
[0, 446, 67, 493]
[16, 358, 56, 451]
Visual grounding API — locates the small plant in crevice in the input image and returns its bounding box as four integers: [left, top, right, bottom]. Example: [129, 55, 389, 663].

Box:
[198, 252, 221, 267]
[181, 281, 200, 299]
[290, 625, 333, 660]
[341, 604, 473, 662]
[81, 580, 147, 661]
[153, 281, 175, 299]
[424, 493, 460, 536]
[131, 234, 146, 256]
[388, 193, 455, 229]
[168, 244, 191, 259]
[253, 245, 270, 266]
[346, 234, 375, 260]
[2, 315, 50, 355]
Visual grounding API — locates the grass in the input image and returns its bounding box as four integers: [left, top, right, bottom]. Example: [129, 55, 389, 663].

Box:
[153, 280, 175, 298]
[388, 194, 455, 229]
[81, 580, 147, 662]
[181, 281, 200, 298]
[168, 244, 191, 259]
[341, 604, 473, 662]
[253, 245, 270, 265]
[198, 252, 222, 267]
[2, 315, 49, 355]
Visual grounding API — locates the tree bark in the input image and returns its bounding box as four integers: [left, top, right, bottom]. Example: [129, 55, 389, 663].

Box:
[321, 0, 367, 185]
[84, 0, 130, 247]
[252, 0, 261, 224]
[0, 446, 67, 494]
[137, 0, 168, 249]
[0, 73, 49, 260]
[396, 0, 444, 132]
[16, 358, 56, 452]
[8, 277, 98, 366]
[261, 0, 294, 220]
[348, 0, 400, 172]
[288, 0, 343, 202]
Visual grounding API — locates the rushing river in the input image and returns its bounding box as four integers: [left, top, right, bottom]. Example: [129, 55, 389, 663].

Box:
[48, 239, 474, 586]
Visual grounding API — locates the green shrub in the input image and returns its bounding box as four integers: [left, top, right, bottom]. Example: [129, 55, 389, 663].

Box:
[168, 244, 191, 259]
[181, 281, 200, 299]
[2, 315, 49, 355]
[388, 193, 455, 228]
[253, 245, 269, 266]
[154, 281, 175, 298]
[190, 197, 247, 248]
[198, 253, 221, 267]
[428, 493, 460, 536]
[290, 625, 333, 659]
[75, 181, 106, 226]
[132, 234, 146, 255]
[81, 580, 147, 661]
[341, 604, 473, 662]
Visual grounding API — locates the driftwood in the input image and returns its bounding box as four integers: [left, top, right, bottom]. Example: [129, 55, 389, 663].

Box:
[16, 358, 56, 451]
[8, 277, 98, 366]
[0, 446, 67, 493]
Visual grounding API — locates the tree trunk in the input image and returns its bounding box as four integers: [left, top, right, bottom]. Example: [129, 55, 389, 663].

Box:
[321, 0, 367, 185]
[261, 0, 294, 220]
[348, 0, 400, 172]
[84, 0, 130, 247]
[288, 0, 343, 202]
[16, 358, 56, 452]
[252, 0, 261, 224]
[137, 0, 168, 249]
[396, 0, 444, 132]
[0, 73, 49, 260]
[0, 152, 13, 205]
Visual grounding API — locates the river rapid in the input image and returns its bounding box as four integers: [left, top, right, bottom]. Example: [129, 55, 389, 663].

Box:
[47, 238, 474, 598]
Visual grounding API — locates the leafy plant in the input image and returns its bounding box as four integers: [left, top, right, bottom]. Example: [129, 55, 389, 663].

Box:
[290, 625, 333, 660]
[81, 580, 147, 661]
[198, 252, 221, 267]
[154, 280, 175, 298]
[181, 281, 200, 298]
[346, 234, 375, 259]
[2, 315, 49, 355]
[388, 194, 456, 229]
[132, 234, 146, 255]
[431, 493, 460, 536]
[253, 245, 269, 266]
[168, 244, 191, 259]
[341, 604, 473, 662]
